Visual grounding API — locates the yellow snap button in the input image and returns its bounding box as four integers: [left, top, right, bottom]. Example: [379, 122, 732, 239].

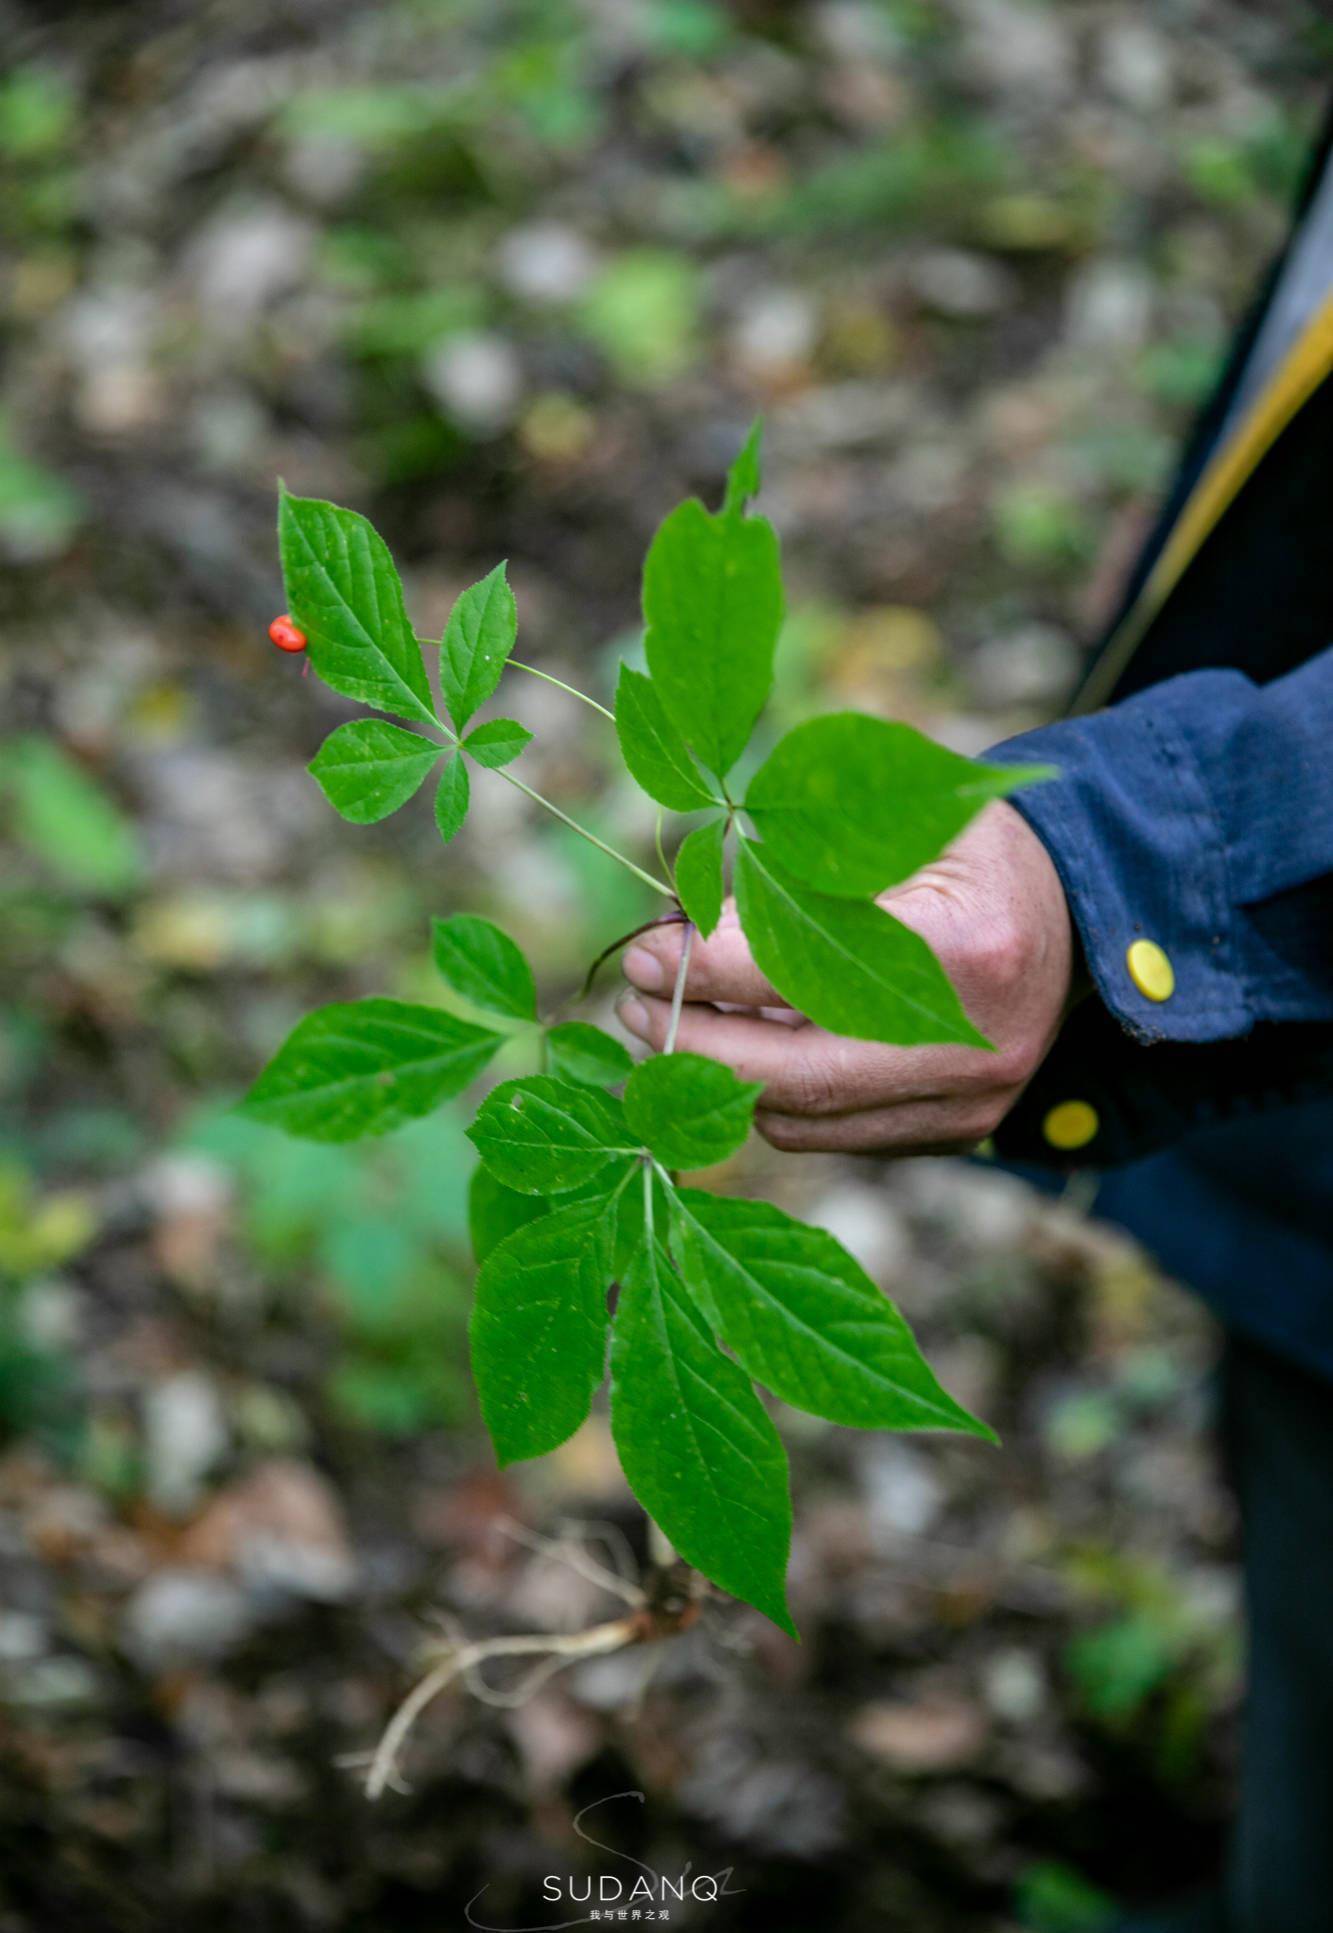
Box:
[1126, 938, 1175, 1002]
[1043, 1100, 1099, 1151]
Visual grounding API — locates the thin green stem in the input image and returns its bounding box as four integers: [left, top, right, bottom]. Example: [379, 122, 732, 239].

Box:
[423, 685, 669, 899]
[493, 767, 675, 899]
[663, 922, 695, 1055]
[510, 658, 615, 722]
[412, 638, 614, 722]
[654, 809, 671, 887]
[643, 1156, 655, 1246]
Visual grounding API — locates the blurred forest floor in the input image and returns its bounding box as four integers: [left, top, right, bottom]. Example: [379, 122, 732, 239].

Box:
[0, 3, 1328, 1928]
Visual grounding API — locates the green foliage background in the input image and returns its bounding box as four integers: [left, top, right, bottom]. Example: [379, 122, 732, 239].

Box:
[0, 1, 1319, 1924]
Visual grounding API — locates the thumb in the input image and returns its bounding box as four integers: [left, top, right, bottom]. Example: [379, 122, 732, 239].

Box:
[623, 902, 786, 1008]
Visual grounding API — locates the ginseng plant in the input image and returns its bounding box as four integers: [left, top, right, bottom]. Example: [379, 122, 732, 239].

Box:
[243, 424, 1049, 1794]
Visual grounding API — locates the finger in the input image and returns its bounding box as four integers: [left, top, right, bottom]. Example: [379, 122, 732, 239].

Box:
[712, 1002, 804, 1026]
[755, 1099, 991, 1155]
[617, 994, 827, 1092]
[623, 905, 784, 1009]
[617, 996, 907, 1116]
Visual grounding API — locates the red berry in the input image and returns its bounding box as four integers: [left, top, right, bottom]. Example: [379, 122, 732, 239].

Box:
[268, 614, 307, 654]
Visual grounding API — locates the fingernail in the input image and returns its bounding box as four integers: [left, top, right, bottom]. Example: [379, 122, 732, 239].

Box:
[617, 995, 649, 1037]
[622, 947, 663, 991]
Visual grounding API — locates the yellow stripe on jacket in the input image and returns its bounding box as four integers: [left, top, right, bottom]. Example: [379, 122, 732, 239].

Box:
[1072, 284, 1333, 715]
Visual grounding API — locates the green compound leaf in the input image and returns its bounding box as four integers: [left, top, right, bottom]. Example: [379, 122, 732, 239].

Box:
[468, 1164, 548, 1267]
[723, 417, 763, 517]
[242, 998, 502, 1142]
[434, 754, 470, 843]
[432, 914, 537, 1023]
[735, 839, 989, 1048]
[614, 665, 715, 811]
[439, 562, 517, 733]
[610, 1234, 795, 1636]
[642, 498, 783, 778]
[471, 1193, 618, 1464]
[623, 1051, 760, 1171]
[746, 712, 1055, 897]
[467, 1075, 638, 1196]
[463, 717, 533, 769]
[545, 1021, 634, 1088]
[673, 817, 726, 937]
[278, 489, 436, 728]
[671, 1189, 994, 1438]
[604, 1164, 673, 1278]
[308, 719, 442, 825]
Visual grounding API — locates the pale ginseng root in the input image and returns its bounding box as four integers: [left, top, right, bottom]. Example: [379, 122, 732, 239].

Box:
[348, 1517, 699, 1801]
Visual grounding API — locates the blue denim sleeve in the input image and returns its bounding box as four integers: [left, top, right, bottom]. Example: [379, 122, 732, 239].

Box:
[984, 650, 1333, 1166]
[989, 650, 1333, 1044]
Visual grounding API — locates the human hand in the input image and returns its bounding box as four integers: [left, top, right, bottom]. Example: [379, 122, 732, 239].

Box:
[618, 801, 1074, 1155]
